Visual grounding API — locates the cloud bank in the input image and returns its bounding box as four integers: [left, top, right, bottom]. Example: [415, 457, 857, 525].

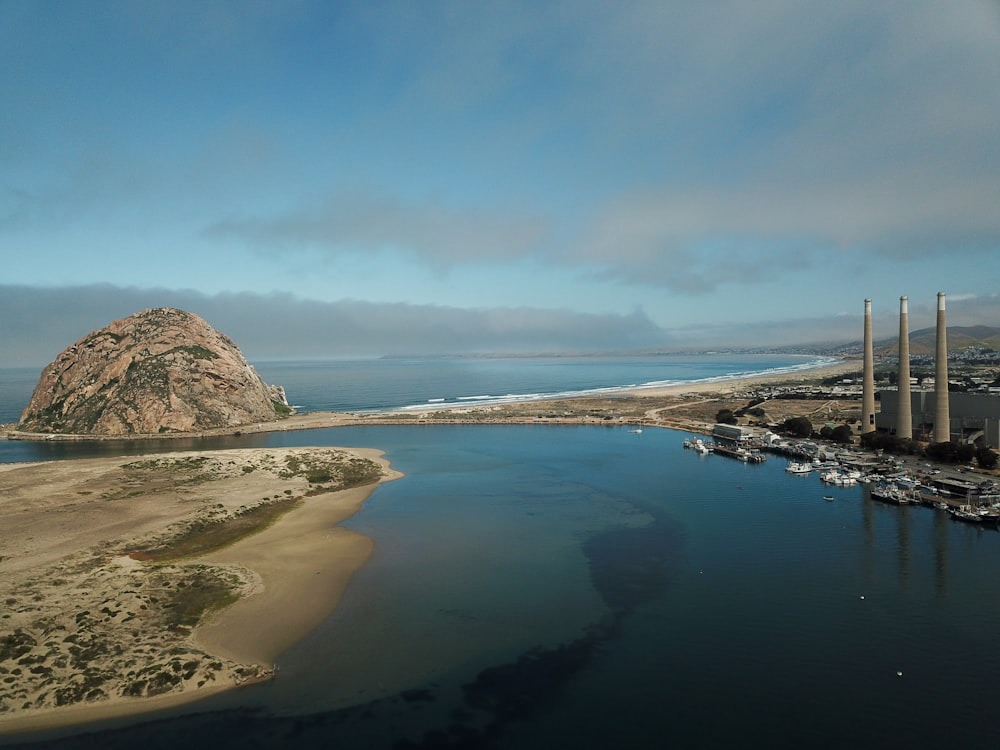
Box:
[4, 285, 996, 370]
[0, 285, 668, 368]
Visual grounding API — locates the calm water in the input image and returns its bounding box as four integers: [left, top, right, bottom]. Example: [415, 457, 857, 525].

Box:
[4, 425, 1000, 749]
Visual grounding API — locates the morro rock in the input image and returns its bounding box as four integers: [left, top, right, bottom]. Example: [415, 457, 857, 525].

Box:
[18, 308, 291, 435]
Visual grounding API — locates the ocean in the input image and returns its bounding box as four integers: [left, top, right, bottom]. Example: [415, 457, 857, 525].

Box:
[5, 356, 1000, 748]
[0, 353, 834, 425]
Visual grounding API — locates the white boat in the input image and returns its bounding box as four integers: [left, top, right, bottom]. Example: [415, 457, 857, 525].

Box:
[820, 470, 841, 484]
[683, 437, 712, 454]
[872, 483, 909, 504]
[786, 462, 813, 474]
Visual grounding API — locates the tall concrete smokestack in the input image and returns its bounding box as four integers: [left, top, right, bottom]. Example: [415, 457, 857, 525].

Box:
[862, 298, 876, 433]
[934, 291, 951, 443]
[897, 296, 912, 439]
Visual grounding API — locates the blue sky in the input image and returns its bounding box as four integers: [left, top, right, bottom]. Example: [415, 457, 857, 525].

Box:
[2, 1, 999, 366]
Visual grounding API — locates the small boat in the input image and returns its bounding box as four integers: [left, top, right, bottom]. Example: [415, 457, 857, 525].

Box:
[786, 462, 813, 474]
[683, 437, 712, 454]
[872, 484, 909, 504]
[824, 495, 834, 502]
[949, 507, 998, 525]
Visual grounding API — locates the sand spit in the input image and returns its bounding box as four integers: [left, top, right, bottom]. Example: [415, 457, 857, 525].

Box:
[0, 447, 398, 734]
[2, 359, 859, 440]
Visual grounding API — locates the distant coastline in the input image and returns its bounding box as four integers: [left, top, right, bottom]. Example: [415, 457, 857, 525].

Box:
[2, 355, 850, 441]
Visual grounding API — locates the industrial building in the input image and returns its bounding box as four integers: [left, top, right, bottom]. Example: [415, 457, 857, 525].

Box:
[864, 291, 1000, 447]
[875, 390, 1000, 446]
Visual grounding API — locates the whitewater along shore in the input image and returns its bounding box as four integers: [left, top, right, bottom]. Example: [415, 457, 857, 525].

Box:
[1, 356, 860, 440]
[0, 447, 400, 735]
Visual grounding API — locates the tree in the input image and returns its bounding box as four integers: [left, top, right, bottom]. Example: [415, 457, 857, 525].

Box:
[716, 408, 738, 425]
[976, 446, 998, 470]
[782, 416, 813, 438]
[830, 425, 854, 444]
[925, 441, 957, 463]
[860, 432, 917, 455]
[956, 443, 976, 464]
[925, 441, 976, 464]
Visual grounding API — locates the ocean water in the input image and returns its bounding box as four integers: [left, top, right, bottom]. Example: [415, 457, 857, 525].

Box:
[0, 354, 833, 424]
[5, 425, 1000, 749]
[0, 368, 39, 426]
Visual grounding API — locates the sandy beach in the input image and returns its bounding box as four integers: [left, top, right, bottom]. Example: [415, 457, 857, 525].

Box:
[0, 447, 400, 735]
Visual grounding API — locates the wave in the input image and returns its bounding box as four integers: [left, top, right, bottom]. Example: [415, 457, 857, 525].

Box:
[395, 356, 839, 412]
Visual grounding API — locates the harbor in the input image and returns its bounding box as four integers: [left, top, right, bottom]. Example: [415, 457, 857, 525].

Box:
[683, 423, 1000, 527]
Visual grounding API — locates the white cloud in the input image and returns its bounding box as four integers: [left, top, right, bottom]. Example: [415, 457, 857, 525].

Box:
[203, 192, 550, 268]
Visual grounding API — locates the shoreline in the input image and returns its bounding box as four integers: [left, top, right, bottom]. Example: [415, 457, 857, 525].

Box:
[2, 357, 860, 442]
[0, 358, 853, 737]
[0, 448, 400, 737]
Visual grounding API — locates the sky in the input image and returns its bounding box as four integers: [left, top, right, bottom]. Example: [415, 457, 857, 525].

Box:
[2, 0, 999, 367]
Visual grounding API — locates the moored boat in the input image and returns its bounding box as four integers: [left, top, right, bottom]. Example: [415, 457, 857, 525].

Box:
[683, 437, 713, 454]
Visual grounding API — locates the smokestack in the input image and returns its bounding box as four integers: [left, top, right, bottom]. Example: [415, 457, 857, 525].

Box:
[934, 291, 950, 443]
[897, 296, 912, 439]
[862, 299, 875, 433]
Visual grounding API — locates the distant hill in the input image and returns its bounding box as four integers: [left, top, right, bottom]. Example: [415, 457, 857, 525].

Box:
[757, 325, 1000, 358]
[874, 325, 1000, 356]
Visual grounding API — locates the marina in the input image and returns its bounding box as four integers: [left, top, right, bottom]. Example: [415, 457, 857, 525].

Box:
[683, 424, 1000, 529]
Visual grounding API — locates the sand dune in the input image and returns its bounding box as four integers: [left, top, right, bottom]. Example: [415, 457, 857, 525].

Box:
[0, 447, 399, 734]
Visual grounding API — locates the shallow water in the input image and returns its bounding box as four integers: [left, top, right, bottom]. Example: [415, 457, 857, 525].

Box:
[5, 425, 1000, 749]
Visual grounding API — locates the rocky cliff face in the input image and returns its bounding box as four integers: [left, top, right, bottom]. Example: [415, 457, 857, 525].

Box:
[18, 308, 291, 435]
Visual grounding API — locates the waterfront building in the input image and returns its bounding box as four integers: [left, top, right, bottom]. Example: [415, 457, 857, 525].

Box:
[712, 423, 754, 444]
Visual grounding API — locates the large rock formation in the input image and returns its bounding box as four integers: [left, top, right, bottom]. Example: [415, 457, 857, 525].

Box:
[18, 308, 291, 435]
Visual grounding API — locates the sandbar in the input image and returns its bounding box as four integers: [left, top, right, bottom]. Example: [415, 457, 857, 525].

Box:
[0, 447, 399, 735]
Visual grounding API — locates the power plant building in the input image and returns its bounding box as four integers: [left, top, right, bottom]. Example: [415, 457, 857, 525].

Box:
[875, 390, 1000, 448]
[864, 291, 999, 448]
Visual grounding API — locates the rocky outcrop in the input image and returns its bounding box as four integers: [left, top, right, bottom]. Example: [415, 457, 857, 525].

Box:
[18, 308, 291, 435]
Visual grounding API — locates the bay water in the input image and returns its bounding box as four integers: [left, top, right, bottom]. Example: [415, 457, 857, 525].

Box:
[4, 356, 1000, 748]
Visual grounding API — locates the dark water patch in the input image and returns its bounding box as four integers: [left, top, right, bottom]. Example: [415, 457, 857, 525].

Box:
[400, 688, 437, 704]
[583, 518, 687, 613]
[4, 511, 685, 750]
[384, 508, 689, 750]
[449, 618, 619, 749]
